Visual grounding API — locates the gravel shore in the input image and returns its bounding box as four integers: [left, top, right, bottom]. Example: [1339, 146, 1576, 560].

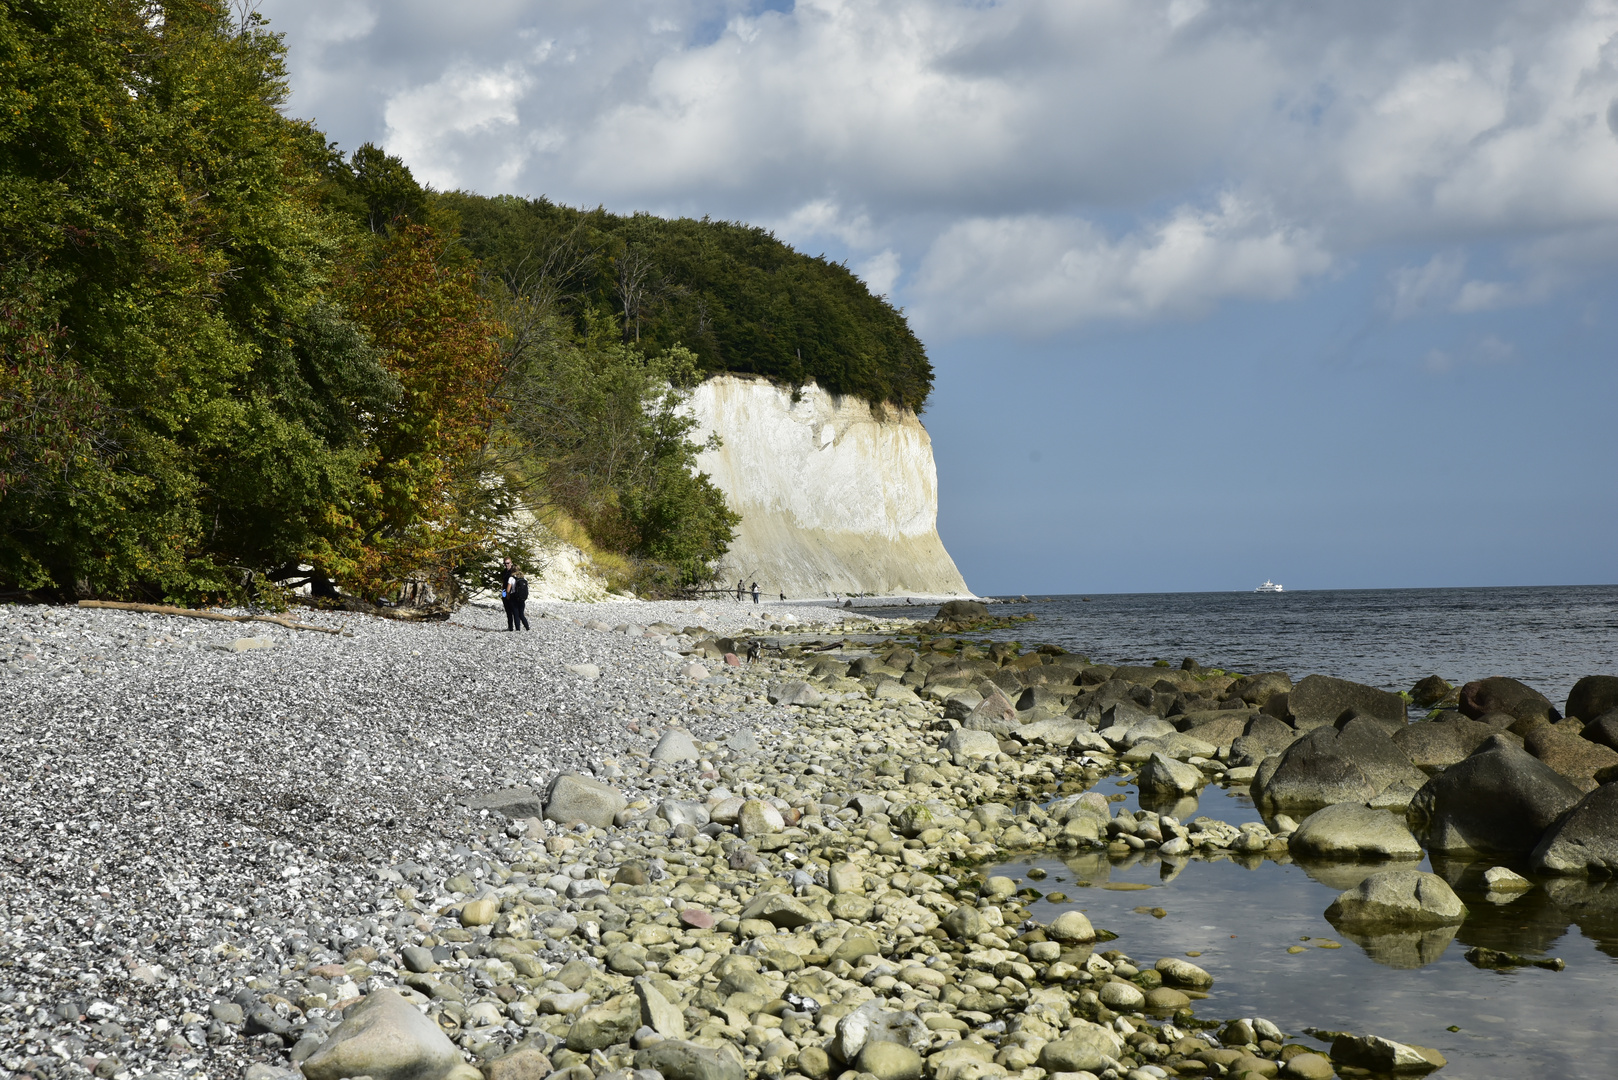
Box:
[0, 598, 899, 1080]
[2, 597, 1470, 1080]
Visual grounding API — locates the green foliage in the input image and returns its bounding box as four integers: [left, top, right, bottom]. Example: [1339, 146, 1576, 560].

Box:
[441, 192, 934, 412]
[496, 292, 738, 591]
[0, 0, 394, 600]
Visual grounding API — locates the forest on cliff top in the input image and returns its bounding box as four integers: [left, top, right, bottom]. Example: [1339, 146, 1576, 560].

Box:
[0, 0, 930, 603]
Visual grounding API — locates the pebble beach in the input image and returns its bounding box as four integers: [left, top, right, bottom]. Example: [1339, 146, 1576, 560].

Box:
[5, 595, 1615, 1080]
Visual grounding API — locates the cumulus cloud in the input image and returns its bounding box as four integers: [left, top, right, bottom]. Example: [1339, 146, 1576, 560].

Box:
[258, 0, 1618, 337]
[912, 196, 1330, 335]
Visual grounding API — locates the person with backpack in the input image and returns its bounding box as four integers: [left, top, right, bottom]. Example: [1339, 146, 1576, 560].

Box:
[497, 556, 516, 628]
[507, 570, 530, 631]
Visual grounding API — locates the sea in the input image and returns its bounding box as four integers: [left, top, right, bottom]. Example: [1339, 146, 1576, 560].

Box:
[873, 584, 1618, 705]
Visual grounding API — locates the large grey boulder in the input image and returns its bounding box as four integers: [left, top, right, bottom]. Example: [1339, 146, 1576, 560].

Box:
[1408, 737, 1584, 855]
[1567, 675, 1618, 722]
[544, 774, 627, 829]
[1287, 674, 1407, 732]
[936, 600, 989, 622]
[1324, 870, 1468, 927]
[1288, 803, 1423, 861]
[300, 989, 478, 1080]
[1253, 719, 1426, 812]
[945, 728, 1000, 764]
[1459, 676, 1559, 727]
[1391, 717, 1496, 772]
[1532, 781, 1618, 875]
[1138, 752, 1205, 795]
[566, 994, 641, 1051]
[1225, 671, 1292, 706]
[833, 1001, 929, 1063]
[1525, 724, 1618, 792]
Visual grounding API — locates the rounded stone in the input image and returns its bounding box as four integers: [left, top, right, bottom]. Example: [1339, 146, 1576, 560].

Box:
[1098, 980, 1145, 1009]
[1154, 956, 1213, 989]
[1047, 910, 1096, 944]
[1144, 987, 1190, 1009]
[459, 899, 498, 927]
[857, 1041, 923, 1080]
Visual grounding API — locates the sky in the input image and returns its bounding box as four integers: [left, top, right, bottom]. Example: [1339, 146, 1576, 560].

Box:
[258, 0, 1618, 595]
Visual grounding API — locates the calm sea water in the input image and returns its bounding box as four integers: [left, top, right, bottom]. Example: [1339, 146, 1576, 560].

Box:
[873, 585, 1618, 705]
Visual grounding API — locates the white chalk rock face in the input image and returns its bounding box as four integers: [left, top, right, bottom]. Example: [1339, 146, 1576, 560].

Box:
[686, 375, 970, 598]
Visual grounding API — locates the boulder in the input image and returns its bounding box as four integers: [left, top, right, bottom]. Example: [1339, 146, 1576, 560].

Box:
[857, 1041, 923, 1080]
[1253, 719, 1426, 812]
[1566, 675, 1618, 722]
[962, 690, 1019, 737]
[1329, 1034, 1446, 1074]
[635, 978, 686, 1038]
[1153, 956, 1212, 989]
[1525, 724, 1618, 792]
[1459, 676, 1559, 726]
[936, 600, 989, 622]
[1390, 717, 1496, 772]
[300, 989, 476, 1080]
[634, 1040, 744, 1080]
[833, 1001, 929, 1063]
[544, 774, 626, 829]
[1138, 752, 1204, 795]
[945, 728, 1000, 764]
[1287, 803, 1423, 861]
[1408, 675, 1453, 709]
[1287, 674, 1407, 732]
[567, 994, 643, 1051]
[1047, 910, 1096, 943]
[1531, 781, 1618, 875]
[767, 680, 823, 707]
[650, 728, 700, 763]
[737, 799, 785, 839]
[1324, 869, 1468, 927]
[1225, 671, 1292, 706]
[1408, 737, 1584, 855]
[1584, 710, 1618, 752]
[657, 799, 710, 829]
[739, 891, 815, 928]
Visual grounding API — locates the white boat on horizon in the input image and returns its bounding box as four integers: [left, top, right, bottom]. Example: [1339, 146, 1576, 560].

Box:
[1255, 580, 1284, 593]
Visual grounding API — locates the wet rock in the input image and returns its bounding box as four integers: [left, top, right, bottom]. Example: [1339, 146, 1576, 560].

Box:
[650, 728, 700, 763]
[1253, 719, 1425, 811]
[1287, 674, 1407, 733]
[545, 773, 627, 829]
[1583, 710, 1618, 752]
[1459, 676, 1559, 727]
[1532, 780, 1618, 875]
[1098, 980, 1144, 1009]
[1329, 1033, 1446, 1074]
[937, 600, 989, 622]
[1047, 910, 1097, 943]
[1408, 738, 1583, 855]
[301, 988, 477, 1080]
[1483, 865, 1533, 890]
[1324, 869, 1468, 927]
[1153, 956, 1213, 989]
[1287, 803, 1423, 861]
[1282, 1052, 1335, 1080]
[1138, 752, 1204, 795]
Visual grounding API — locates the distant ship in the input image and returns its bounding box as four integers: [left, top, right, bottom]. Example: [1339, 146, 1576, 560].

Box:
[1255, 580, 1284, 593]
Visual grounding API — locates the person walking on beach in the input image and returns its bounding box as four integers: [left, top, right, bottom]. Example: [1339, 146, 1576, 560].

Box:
[751, 581, 760, 604]
[508, 570, 530, 631]
[497, 556, 516, 628]
[736, 579, 744, 602]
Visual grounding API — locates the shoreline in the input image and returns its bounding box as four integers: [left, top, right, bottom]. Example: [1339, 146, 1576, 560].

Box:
[4, 598, 1608, 1080]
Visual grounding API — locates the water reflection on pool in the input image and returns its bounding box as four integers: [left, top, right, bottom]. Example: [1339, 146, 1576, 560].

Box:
[995, 785, 1618, 1079]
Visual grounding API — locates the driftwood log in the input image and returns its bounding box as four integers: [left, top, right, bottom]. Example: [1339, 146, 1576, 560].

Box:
[76, 600, 345, 635]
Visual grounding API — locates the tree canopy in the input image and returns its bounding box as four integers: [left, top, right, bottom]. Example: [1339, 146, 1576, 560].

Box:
[442, 193, 934, 413]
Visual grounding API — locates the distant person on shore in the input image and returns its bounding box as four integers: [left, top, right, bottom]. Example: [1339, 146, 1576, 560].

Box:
[779, 591, 786, 601]
[507, 571, 530, 631]
[736, 579, 744, 602]
[751, 582, 760, 604]
[497, 556, 515, 627]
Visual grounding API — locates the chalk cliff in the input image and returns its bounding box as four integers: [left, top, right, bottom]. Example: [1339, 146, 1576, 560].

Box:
[686, 375, 971, 598]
